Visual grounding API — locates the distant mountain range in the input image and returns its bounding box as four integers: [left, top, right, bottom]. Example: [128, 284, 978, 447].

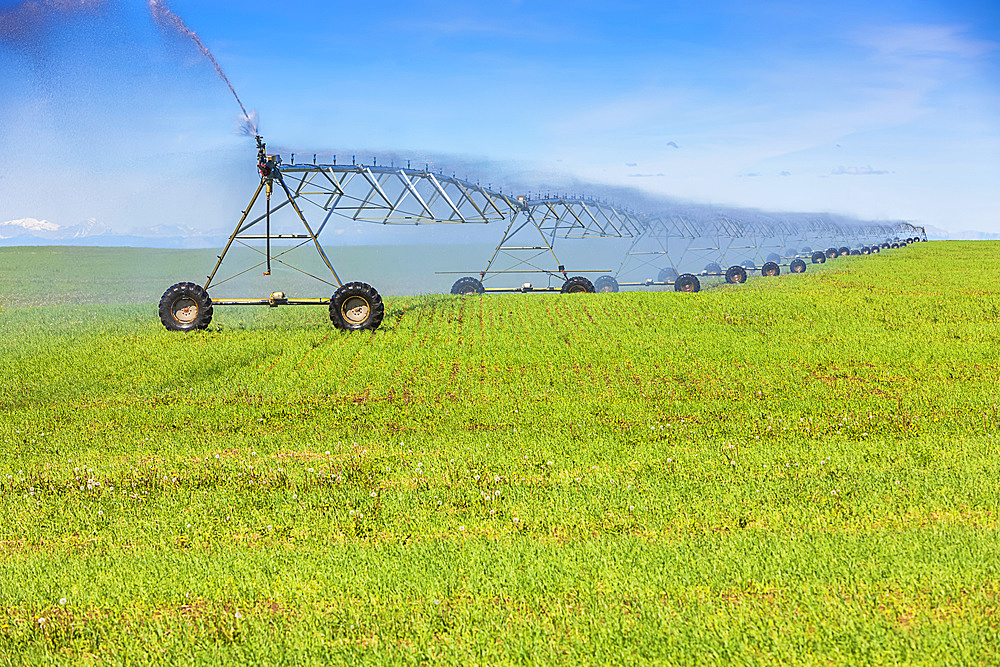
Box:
[2, 216, 997, 248]
[922, 225, 1000, 241]
[0, 218, 226, 248]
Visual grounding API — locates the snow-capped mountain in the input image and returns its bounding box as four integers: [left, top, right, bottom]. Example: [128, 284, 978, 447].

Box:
[0, 216, 228, 248]
[0, 217, 61, 238]
[0, 217, 112, 240]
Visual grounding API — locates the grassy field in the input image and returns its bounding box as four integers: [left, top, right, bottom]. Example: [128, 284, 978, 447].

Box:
[1, 241, 998, 664]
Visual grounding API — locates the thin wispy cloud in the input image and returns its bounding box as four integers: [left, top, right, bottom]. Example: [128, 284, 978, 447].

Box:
[854, 24, 998, 59]
[385, 15, 562, 42]
[831, 165, 890, 176]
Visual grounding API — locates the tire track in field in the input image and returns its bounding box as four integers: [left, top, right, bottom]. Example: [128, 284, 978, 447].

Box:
[446, 298, 466, 386]
[388, 299, 436, 403]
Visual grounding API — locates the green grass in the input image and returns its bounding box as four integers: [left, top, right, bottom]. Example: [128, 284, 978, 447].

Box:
[1, 241, 998, 664]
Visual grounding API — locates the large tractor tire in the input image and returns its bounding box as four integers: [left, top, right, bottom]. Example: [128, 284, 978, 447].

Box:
[330, 282, 384, 331]
[159, 282, 213, 332]
[674, 274, 701, 293]
[450, 277, 485, 295]
[725, 265, 748, 284]
[703, 262, 723, 275]
[860, 246, 871, 255]
[657, 267, 679, 282]
[850, 249, 861, 256]
[790, 259, 807, 273]
[761, 261, 780, 277]
[825, 247, 838, 259]
[766, 253, 782, 263]
[811, 251, 826, 264]
[838, 246, 851, 257]
[594, 275, 619, 293]
[561, 276, 595, 294]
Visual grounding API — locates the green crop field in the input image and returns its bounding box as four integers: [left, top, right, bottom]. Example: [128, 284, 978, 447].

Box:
[1, 241, 998, 665]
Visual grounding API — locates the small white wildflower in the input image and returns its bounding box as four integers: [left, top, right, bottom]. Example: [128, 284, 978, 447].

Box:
[59, 598, 66, 606]
[234, 611, 243, 619]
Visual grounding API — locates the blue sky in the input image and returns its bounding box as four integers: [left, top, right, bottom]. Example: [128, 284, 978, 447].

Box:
[1, 0, 998, 235]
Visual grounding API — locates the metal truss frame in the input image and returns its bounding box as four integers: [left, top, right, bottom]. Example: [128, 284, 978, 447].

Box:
[441, 195, 646, 292]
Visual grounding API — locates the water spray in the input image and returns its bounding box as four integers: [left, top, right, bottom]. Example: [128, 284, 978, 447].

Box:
[0, 0, 105, 45]
[147, 0, 258, 135]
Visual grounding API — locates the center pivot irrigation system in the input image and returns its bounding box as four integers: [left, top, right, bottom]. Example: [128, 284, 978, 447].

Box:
[158, 138, 927, 332]
[592, 212, 925, 293]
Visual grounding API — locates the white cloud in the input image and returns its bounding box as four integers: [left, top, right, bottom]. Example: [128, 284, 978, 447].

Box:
[853, 24, 998, 59]
[831, 165, 890, 176]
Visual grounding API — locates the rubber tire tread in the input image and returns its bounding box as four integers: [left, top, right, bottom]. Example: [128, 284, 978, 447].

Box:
[561, 276, 595, 294]
[725, 265, 747, 284]
[158, 282, 213, 332]
[657, 267, 679, 283]
[594, 275, 619, 293]
[451, 277, 485, 295]
[330, 282, 385, 331]
[675, 273, 701, 293]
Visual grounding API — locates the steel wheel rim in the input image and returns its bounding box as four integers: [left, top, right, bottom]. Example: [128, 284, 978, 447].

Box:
[341, 296, 370, 325]
[172, 297, 199, 325]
